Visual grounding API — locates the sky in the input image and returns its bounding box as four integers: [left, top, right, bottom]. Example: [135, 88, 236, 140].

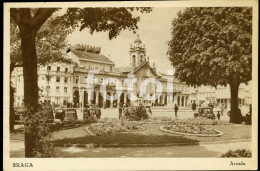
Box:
[67, 7, 185, 74]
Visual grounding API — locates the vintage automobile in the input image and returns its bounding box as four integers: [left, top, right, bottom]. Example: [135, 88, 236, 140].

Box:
[55, 108, 77, 122]
[194, 107, 215, 119]
[83, 104, 101, 119]
[133, 97, 152, 108]
[14, 107, 26, 124]
[14, 105, 54, 124]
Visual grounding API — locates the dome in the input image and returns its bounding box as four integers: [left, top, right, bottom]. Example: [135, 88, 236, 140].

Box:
[134, 35, 142, 43]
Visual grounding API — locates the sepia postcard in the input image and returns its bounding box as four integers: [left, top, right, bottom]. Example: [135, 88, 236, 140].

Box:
[3, 0, 258, 170]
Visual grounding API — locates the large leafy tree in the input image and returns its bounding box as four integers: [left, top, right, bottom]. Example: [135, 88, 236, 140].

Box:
[10, 15, 70, 132]
[167, 7, 252, 123]
[10, 7, 152, 157]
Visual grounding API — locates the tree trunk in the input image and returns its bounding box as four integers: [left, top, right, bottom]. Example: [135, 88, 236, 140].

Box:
[19, 26, 39, 157]
[229, 74, 241, 124]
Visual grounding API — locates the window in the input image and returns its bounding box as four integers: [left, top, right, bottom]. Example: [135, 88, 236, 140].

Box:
[85, 77, 88, 84]
[56, 86, 59, 92]
[56, 76, 60, 82]
[46, 76, 51, 82]
[64, 87, 67, 93]
[55, 97, 60, 105]
[65, 68, 68, 72]
[57, 67, 60, 71]
[75, 76, 79, 83]
[64, 77, 68, 83]
[46, 86, 50, 89]
[63, 98, 68, 105]
[47, 66, 51, 71]
[110, 66, 113, 71]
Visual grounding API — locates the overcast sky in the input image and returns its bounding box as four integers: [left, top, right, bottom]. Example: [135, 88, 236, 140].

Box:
[67, 7, 185, 74]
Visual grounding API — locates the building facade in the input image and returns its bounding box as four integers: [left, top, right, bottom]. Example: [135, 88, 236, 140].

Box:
[12, 35, 251, 108]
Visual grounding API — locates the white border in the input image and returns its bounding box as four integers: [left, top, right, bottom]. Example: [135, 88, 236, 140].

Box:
[3, 1, 258, 170]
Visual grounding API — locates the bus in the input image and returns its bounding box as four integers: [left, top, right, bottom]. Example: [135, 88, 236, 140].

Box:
[133, 97, 152, 107]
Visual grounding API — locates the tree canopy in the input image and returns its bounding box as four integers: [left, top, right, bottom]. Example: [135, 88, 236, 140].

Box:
[167, 7, 252, 87]
[10, 14, 71, 71]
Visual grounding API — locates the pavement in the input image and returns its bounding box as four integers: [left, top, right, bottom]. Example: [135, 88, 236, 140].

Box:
[10, 139, 251, 158]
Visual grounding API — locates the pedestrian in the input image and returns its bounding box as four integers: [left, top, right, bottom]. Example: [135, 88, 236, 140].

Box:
[217, 111, 220, 120]
[118, 103, 123, 119]
[147, 107, 152, 118]
[174, 104, 178, 118]
[220, 103, 224, 116]
[122, 104, 128, 119]
[192, 101, 197, 111]
[103, 101, 106, 109]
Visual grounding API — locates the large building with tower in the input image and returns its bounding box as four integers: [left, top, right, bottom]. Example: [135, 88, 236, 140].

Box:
[11, 35, 251, 109]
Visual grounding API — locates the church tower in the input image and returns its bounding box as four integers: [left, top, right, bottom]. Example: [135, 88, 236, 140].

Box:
[129, 35, 146, 66]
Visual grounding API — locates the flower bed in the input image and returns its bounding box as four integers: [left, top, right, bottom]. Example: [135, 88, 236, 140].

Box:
[170, 118, 230, 125]
[160, 125, 224, 137]
[86, 119, 146, 136]
[150, 117, 230, 125]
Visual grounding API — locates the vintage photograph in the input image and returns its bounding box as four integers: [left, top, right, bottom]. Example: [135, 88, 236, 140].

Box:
[3, 1, 258, 170]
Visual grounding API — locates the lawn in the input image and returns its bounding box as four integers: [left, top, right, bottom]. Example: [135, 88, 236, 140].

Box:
[51, 124, 251, 145]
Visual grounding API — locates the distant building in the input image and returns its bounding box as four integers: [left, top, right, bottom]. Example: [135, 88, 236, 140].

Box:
[12, 62, 73, 107]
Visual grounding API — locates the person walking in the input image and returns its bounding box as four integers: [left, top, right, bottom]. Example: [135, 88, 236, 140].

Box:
[217, 111, 220, 120]
[103, 101, 106, 109]
[192, 101, 197, 111]
[118, 103, 123, 119]
[220, 103, 224, 116]
[174, 104, 179, 118]
[147, 107, 152, 118]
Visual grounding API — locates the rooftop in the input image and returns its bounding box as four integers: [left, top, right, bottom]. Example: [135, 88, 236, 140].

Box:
[71, 49, 115, 65]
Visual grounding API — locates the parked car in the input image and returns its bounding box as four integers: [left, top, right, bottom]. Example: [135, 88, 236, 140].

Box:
[55, 108, 77, 122]
[14, 105, 54, 124]
[83, 104, 101, 119]
[14, 107, 26, 124]
[195, 107, 215, 119]
[42, 104, 54, 123]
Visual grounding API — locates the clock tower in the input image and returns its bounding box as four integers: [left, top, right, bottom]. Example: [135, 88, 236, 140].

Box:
[129, 35, 146, 66]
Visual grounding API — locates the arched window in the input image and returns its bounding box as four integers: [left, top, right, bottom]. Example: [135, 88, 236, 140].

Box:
[140, 55, 143, 62]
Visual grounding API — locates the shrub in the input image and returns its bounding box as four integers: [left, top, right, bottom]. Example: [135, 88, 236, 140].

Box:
[220, 149, 252, 158]
[124, 106, 149, 121]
